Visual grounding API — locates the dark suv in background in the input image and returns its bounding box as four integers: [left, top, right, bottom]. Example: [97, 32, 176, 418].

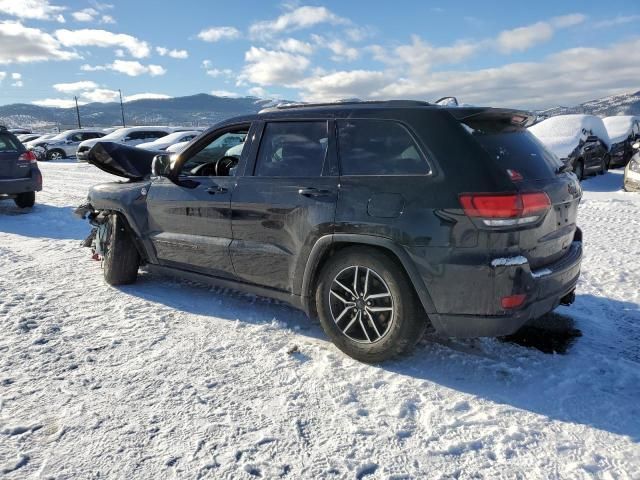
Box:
[77, 101, 583, 362]
[0, 126, 42, 208]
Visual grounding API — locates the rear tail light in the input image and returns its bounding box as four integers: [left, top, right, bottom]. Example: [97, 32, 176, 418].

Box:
[18, 151, 37, 164]
[501, 294, 527, 309]
[459, 192, 551, 227]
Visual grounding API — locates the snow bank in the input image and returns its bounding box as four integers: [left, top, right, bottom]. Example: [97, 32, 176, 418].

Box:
[603, 116, 639, 144]
[529, 114, 611, 159]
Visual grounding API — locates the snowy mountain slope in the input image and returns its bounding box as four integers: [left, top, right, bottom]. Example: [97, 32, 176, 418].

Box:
[0, 164, 639, 478]
[537, 91, 640, 118]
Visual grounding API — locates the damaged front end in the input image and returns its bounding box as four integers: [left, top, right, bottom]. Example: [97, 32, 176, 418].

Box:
[74, 203, 112, 260]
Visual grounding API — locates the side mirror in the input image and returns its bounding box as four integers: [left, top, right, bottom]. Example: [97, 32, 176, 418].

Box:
[151, 154, 172, 177]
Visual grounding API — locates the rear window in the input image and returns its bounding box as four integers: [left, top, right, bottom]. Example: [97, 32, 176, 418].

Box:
[463, 121, 562, 180]
[0, 133, 22, 152]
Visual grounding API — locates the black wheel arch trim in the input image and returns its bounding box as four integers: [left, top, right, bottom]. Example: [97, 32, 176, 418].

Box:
[299, 233, 437, 316]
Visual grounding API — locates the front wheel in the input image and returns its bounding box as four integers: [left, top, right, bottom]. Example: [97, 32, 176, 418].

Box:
[103, 214, 140, 285]
[573, 159, 585, 181]
[14, 191, 35, 208]
[316, 247, 427, 363]
[46, 149, 65, 161]
[600, 155, 610, 174]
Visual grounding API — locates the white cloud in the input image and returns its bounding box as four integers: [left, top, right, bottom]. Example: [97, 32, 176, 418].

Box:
[11, 72, 21, 80]
[156, 47, 189, 59]
[53, 80, 99, 93]
[72, 8, 98, 22]
[101, 15, 115, 24]
[277, 38, 314, 55]
[205, 68, 233, 78]
[33, 98, 84, 108]
[240, 46, 310, 86]
[296, 70, 390, 102]
[124, 93, 171, 102]
[296, 37, 640, 109]
[0, 0, 66, 23]
[248, 86, 268, 97]
[55, 28, 151, 58]
[9, 72, 22, 87]
[197, 26, 240, 42]
[496, 14, 586, 54]
[0, 72, 5, 82]
[249, 6, 348, 38]
[211, 90, 241, 98]
[593, 15, 640, 29]
[314, 36, 359, 62]
[81, 60, 166, 76]
[0, 21, 79, 64]
[81, 88, 120, 103]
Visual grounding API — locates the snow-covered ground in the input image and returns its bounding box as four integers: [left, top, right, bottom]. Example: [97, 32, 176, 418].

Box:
[1, 162, 639, 479]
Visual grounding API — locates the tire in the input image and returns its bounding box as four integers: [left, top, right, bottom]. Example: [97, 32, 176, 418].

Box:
[574, 159, 584, 181]
[14, 191, 35, 208]
[46, 149, 65, 161]
[315, 247, 427, 363]
[598, 155, 608, 175]
[103, 214, 140, 285]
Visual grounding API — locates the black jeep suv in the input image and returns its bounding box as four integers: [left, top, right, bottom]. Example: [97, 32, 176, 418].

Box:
[77, 101, 583, 362]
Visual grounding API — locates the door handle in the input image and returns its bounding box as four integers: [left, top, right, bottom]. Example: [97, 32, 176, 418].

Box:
[206, 186, 228, 195]
[298, 187, 332, 198]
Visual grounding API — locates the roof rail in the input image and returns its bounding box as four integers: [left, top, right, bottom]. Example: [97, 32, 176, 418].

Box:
[259, 99, 431, 113]
[434, 96, 459, 106]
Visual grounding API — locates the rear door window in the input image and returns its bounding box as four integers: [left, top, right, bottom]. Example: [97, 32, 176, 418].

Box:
[255, 121, 328, 177]
[337, 119, 430, 175]
[0, 133, 21, 152]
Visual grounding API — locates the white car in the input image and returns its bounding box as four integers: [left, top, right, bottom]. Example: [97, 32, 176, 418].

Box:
[35, 129, 106, 160]
[136, 131, 201, 152]
[602, 116, 640, 168]
[76, 126, 175, 161]
[165, 141, 190, 153]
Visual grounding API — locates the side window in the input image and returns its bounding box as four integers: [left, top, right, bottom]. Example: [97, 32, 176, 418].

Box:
[82, 132, 101, 140]
[69, 133, 84, 142]
[126, 131, 146, 141]
[179, 126, 249, 177]
[0, 134, 20, 152]
[337, 119, 429, 175]
[255, 121, 328, 177]
[148, 131, 168, 139]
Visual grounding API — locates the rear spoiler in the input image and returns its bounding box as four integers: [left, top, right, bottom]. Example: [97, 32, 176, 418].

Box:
[87, 141, 156, 180]
[447, 107, 536, 128]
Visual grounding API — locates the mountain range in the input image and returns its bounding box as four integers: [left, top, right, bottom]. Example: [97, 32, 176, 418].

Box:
[1, 91, 639, 130]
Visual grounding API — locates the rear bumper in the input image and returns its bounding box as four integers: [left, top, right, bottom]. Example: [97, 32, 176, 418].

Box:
[427, 239, 582, 337]
[0, 172, 42, 195]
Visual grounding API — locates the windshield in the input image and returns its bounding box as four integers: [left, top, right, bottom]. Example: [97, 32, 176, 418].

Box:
[49, 131, 73, 141]
[152, 132, 187, 143]
[101, 128, 129, 140]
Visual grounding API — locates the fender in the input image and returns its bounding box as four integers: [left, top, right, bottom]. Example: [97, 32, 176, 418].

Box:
[299, 233, 437, 316]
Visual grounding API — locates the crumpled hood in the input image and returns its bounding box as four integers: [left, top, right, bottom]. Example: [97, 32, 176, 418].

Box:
[87, 141, 156, 180]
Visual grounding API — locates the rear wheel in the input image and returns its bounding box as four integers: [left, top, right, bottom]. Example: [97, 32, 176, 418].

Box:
[14, 191, 35, 208]
[573, 159, 584, 181]
[46, 149, 65, 161]
[316, 247, 426, 363]
[103, 214, 140, 285]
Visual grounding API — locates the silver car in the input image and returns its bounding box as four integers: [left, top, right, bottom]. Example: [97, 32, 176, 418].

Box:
[38, 129, 106, 160]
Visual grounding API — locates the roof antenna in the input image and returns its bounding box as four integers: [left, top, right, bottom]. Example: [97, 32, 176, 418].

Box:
[435, 96, 459, 106]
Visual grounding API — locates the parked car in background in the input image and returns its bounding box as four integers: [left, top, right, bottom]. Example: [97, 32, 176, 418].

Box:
[17, 133, 45, 144]
[8, 128, 32, 135]
[76, 126, 175, 161]
[603, 116, 640, 168]
[624, 141, 640, 192]
[165, 141, 189, 153]
[75, 101, 582, 363]
[529, 114, 611, 180]
[33, 129, 107, 160]
[136, 131, 202, 152]
[0, 126, 42, 208]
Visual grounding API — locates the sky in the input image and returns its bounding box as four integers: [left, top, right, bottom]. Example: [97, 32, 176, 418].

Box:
[0, 0, 639, 110]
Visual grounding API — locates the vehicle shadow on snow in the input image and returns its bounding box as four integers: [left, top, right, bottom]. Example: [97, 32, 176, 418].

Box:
[580, 170, 625, 193]
[119, 273, 640, 440]
[0, 203, 89, 240]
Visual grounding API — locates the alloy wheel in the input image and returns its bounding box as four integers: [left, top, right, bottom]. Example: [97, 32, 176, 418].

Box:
[329, 265, 394, 344]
